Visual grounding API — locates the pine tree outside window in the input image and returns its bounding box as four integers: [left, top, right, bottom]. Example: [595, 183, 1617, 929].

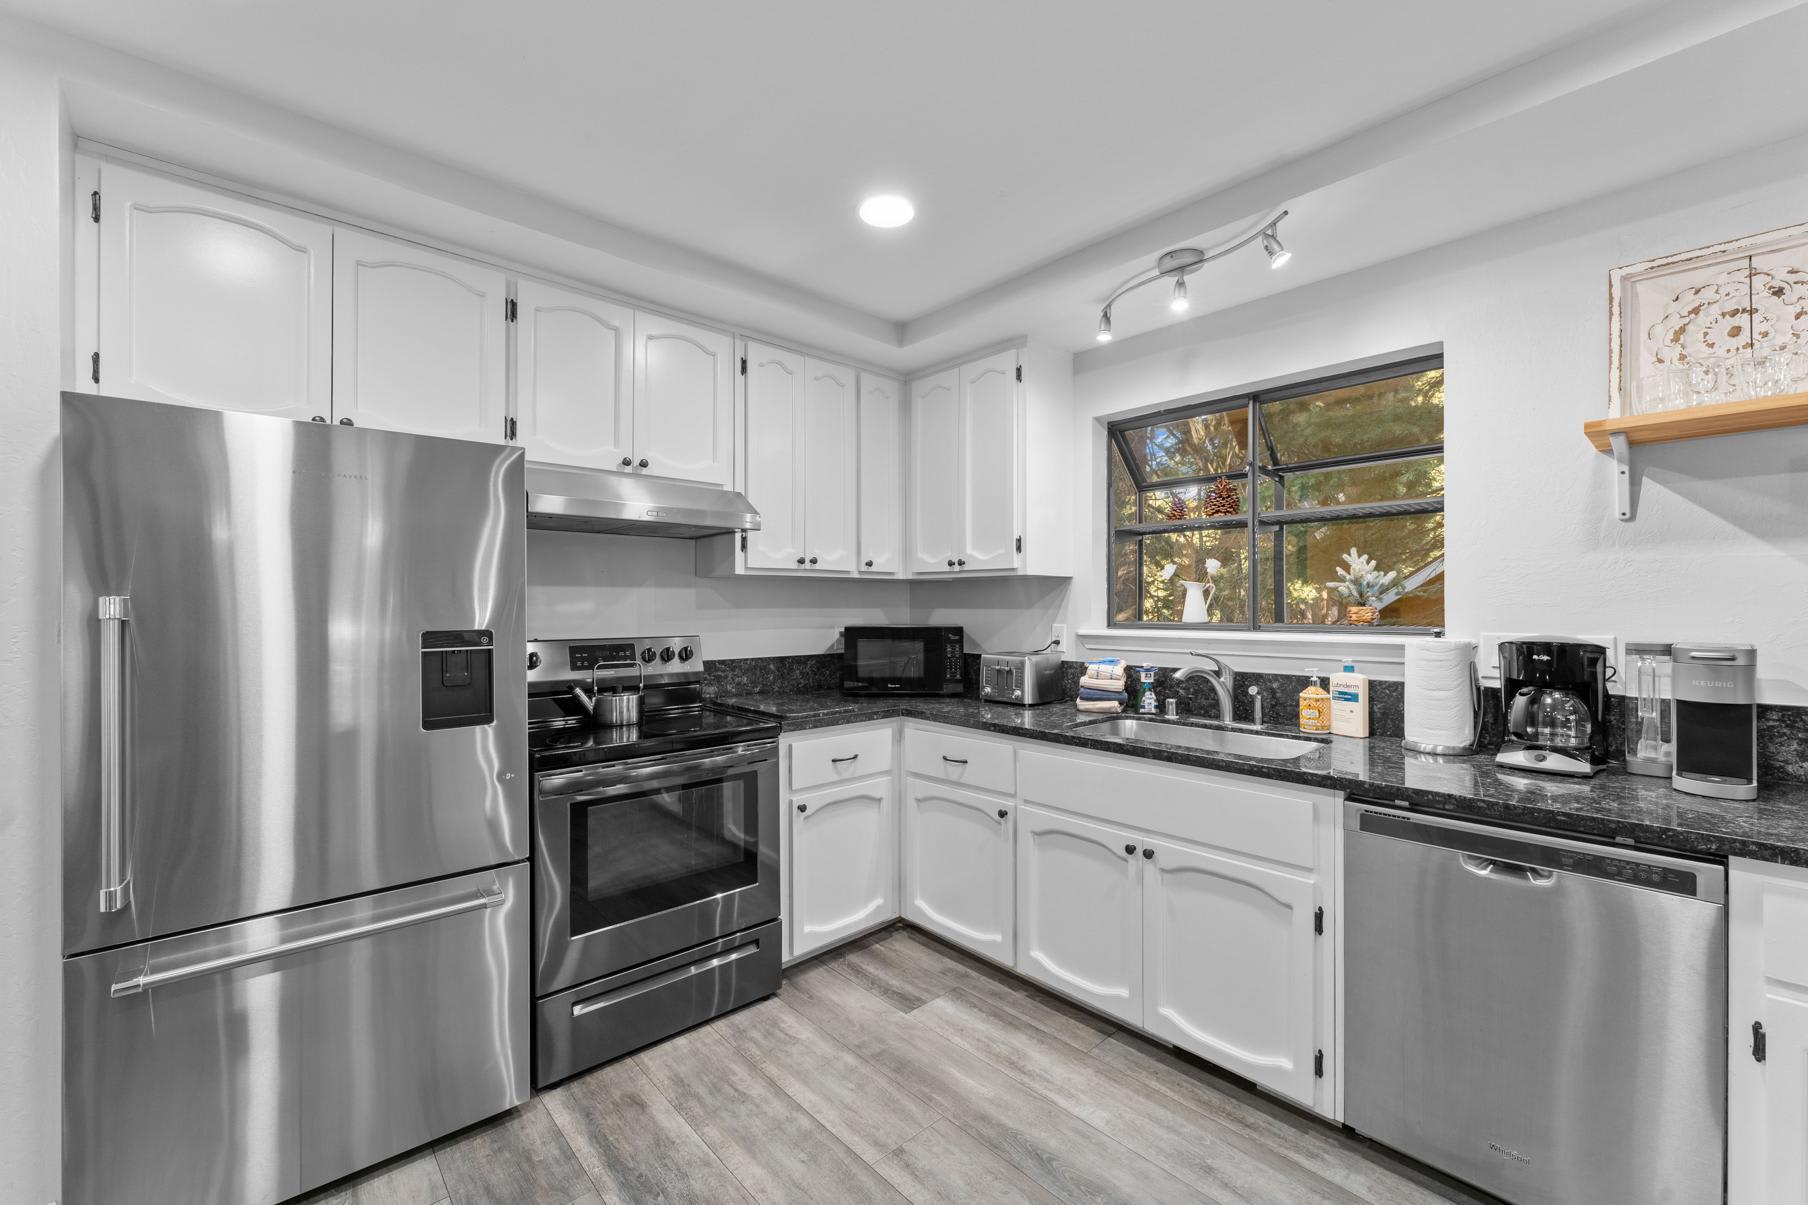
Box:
[1107, 356, 1445, 630]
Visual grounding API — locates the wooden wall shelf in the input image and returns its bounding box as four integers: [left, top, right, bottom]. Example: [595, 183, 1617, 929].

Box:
[1584, 391, 1808, 451]
[1583, 391, 1808, 521]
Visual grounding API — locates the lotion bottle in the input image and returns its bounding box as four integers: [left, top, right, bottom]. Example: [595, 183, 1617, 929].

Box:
[1330, 661, 1370, 738]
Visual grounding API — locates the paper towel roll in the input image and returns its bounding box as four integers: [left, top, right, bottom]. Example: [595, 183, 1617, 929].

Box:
[1404, 638, 1479, 752]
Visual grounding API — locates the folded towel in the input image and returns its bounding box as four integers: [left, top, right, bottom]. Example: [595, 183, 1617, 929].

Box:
[1084, 661, 1127, 683]
[1079, 686, 1128, 702]
[1075, 698, 1122, 714]
[1080, 674, 1128, 692]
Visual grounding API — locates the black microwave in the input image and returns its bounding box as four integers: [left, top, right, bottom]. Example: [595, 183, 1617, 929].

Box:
[842, 626, 966, 696]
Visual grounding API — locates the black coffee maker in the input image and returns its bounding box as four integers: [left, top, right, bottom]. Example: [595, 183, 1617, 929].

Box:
[1496, 639, 1610, 776]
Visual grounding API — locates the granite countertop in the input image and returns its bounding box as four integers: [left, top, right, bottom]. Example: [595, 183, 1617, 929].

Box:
[714, 691, 1808, 867]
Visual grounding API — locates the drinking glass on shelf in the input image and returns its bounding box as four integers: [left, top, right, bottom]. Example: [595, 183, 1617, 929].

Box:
[1751, 350, 1795, 397]
[1686, 359, 1721, 406]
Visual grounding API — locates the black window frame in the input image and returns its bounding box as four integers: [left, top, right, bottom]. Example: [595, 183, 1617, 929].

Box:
[1106, 353, 1446, 633]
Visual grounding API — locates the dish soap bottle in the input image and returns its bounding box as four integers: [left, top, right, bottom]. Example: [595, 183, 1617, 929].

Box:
[1298, 673, 1331, 733]
[1330, 661, 1370, 738]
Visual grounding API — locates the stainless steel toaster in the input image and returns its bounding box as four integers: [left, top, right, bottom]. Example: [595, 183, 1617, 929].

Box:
[980, 650, 1065, 705]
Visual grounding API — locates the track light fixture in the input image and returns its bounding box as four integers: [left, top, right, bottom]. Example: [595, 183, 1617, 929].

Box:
[1094, 208, 1291, 342]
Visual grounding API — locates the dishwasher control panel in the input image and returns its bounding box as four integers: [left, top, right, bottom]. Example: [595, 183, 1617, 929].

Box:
[1552, 848, 1698, 893]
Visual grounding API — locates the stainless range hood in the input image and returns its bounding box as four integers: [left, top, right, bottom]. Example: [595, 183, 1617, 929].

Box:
[525, 465, 761, 539]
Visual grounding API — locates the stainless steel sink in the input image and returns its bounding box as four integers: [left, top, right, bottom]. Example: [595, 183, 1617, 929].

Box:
[1079, 717, 1325, 760]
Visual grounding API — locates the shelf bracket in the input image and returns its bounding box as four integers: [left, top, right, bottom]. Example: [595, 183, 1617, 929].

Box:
[1609, 431, 1636, 521]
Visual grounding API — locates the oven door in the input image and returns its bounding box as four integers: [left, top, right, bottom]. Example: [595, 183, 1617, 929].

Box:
[533, 741, 779, 995]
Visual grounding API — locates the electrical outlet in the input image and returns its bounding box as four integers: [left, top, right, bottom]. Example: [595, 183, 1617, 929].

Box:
[1478, 632, 1619, 684]
[1051, 624, 1066, 650]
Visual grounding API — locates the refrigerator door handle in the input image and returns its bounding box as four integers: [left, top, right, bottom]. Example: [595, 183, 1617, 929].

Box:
[109, 878, 507, 997]
[97, 594, 132, 914]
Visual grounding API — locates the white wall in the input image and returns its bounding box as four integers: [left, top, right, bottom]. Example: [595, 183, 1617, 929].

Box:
[0, 41, 67, 1203]
[966, 140, 1808, 704]
[527, 532, 911, 657]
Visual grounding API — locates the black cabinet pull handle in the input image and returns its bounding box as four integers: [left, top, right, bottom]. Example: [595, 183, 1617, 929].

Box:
[1142, 847, 1155, 860]
[830, 754, 859, 764]
[797, 803, 807, 813]
[997, 808, 1008, 819]
[942, 756, 968, 765]
[1125, 843, 1137, 855]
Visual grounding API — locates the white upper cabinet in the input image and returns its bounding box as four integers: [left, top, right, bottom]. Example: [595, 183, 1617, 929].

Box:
[902, 779, 1014, 965]
[95, 163, 332, 420]
[512, 278, 634, 470]
[332, 229, 508, 442]
[857, 373, 903, 575]
[743, 342, 806, 569]
[634, 314, 735, 486]
[909, 369, 960, 573]
[958, 350, 1023, 572]
[802, 357, 858, 574]
[1014, 803, 1144, 1027]
[1141, 836, 1319, 1106]
[790, 777, 897, 960]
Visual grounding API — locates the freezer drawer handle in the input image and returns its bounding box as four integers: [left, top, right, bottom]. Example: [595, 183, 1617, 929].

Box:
[108, 879, 507, 998]
[97, 595, 133, 914]
[570, 942, 760, 1018]
[1458, 852, 1555, 885]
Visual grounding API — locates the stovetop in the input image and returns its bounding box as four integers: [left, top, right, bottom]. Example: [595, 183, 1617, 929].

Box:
[528, 704, 780, 772]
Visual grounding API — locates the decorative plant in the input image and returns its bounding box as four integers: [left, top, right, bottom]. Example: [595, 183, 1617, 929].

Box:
[1325, 547, 1396, 608]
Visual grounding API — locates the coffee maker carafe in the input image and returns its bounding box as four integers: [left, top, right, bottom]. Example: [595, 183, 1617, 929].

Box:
[1496, 639, 1610, 776]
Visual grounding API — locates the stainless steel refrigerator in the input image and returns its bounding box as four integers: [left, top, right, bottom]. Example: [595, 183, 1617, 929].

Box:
[60, 394, 531, 1205]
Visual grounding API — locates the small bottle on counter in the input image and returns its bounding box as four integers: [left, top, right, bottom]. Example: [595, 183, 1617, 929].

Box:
[1330, 661, 1370, 738]
[1298, 674, 1331, 733]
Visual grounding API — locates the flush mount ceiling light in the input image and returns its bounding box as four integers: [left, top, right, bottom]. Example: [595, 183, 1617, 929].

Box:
[858, 194, 915, 228]
[1097, 208, 1290, 340]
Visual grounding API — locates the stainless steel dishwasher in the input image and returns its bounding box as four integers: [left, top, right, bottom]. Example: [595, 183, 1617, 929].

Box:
[1344, 801, 1725, 1205]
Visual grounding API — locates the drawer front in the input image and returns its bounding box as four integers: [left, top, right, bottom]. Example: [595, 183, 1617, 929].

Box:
[905, 725, 1016, 795]
[791, 725, 895, 791]
[64, 863, 530, 1205]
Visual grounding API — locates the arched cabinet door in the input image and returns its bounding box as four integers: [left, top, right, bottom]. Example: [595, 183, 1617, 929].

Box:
[512, 278, 634, 469]
[790, 779, 896, 959]
[857, 373, 903, 576]
[633, 313, 734, 486]
[1014, 803, 1143, 1027]
[902, 779, 1013, 963]
[958, 349, 1022, 572]
[909, 370, 960, 573]
[96, 162, 332, 421]
[332, 229, 508, 442]
[743, 342, 806, 569]
[803, 358, 858, 573]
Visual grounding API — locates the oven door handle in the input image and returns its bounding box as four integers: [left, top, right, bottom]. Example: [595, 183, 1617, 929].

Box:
[536, 740, 777, 798]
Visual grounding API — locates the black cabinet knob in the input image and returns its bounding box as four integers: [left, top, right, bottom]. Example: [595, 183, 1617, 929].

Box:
[526, 651, 541, 670]
[621, 456, 633, 467]
[310, 415, 327, 423]
[957, 558, 966, 567]
[946, 559, 956, 568]
[338, 417, 354, 426]
[997, 808, 1008, 819]
[797, 803, 807, 813]
[796, 557, 806, 565]
[1124, 843, 1137, 855]
[1142, 848, 1155, 860]
[864, 559, 874, 568]
[808, 556, 818, 565]
[637, 458, 649, 468]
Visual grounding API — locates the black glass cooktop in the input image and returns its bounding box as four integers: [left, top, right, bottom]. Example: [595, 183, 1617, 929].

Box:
[528, 705, 779, 772]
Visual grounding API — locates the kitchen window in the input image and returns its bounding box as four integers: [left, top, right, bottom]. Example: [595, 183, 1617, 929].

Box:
[1108, 355, 1444, 630]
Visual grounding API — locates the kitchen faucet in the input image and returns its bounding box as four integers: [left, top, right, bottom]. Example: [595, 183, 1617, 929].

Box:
[1173, 652, 1237, 722]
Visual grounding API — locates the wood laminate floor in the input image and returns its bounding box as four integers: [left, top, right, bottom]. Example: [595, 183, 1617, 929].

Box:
[297, 925, 1495, 1205]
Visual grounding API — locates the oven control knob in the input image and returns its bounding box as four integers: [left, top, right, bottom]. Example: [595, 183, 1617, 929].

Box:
[660, 646, 676, 663]
[526, 651, 541, 670]
[678, 645, 694, 662]
[639, 647, 657, 664]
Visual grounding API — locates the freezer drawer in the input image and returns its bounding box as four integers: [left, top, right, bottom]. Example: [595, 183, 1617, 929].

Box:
[535, 919, 780, 1087]
[64, 863, 529, 1205]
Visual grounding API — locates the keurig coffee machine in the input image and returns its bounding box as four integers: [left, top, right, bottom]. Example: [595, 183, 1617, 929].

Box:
[1671, 642, 1758, 800]
[1496, 639, 1611, 776]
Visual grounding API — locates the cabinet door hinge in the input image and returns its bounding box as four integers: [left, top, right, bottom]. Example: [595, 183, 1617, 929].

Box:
[1015, 364, 1023, 383]
[506, 416, 517, 441]
[1314, 1049, 1324, 1078]
[739, 355, 747, 376]
[1015, 535, 1023, 553]
[90, 351, 100, 384]
[90, 190, 101, 224]
[1314, 906, 1324, 936]
[505, 298, 518, 323]
[1753, 1020, 1768, 1063]
[739, 530, 748, 552]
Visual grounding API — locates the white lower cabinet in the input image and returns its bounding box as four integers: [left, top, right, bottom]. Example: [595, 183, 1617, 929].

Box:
[901, 779, 1014, 964]
[1142, 836, 1320, 1105]
[1730, 858, 1808, 1204]
[1014, 804, 1144, 1027]
[789, 776, 897, 961]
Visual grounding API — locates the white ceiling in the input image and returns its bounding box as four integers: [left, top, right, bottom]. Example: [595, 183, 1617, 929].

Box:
[6, 0, 1806, 370]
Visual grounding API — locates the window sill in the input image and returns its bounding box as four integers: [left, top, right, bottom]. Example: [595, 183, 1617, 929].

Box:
[1075, 627, 1415, 677]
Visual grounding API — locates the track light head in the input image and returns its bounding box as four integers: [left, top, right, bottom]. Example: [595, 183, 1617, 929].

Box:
[1262, 228, 1291, 269]
[1096, 310, 1113, 343]
[1169, 275, 1189, 313]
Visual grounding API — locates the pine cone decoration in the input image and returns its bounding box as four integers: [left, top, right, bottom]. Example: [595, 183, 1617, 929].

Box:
[1202, 477, 1241, 517]
[1165, 494, 1187, 521]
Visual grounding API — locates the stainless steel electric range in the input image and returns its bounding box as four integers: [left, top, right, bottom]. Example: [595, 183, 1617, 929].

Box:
[527, 634, 782, 1087]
